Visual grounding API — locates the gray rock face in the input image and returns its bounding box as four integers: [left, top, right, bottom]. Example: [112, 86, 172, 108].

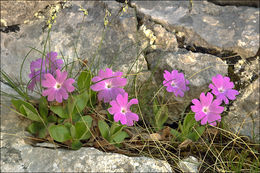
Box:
[207, 0, 259, 8]
[146, 49, 228, 122]
[225, 79, 260, 142]
[132, 1, 259, 58]
[179, 156, 200, 173]
[0, 1, 147, 89]
[0, 1, 59, 27]
[0, 104, 172, 172]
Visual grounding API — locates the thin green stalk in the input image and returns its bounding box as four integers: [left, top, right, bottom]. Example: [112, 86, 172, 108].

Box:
[39, 28, 52, 92]
[19, 48, 34, 91]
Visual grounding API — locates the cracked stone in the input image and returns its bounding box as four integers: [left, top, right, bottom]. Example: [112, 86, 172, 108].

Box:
[132, 1, 259, 58]
[1, 1, 147, 91]
[225, 78, 260, 142]
[0, 1, 60, 27]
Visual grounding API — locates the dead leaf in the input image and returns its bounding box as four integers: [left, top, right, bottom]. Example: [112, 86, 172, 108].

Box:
[178, 139, 193, 149]
[150, 133, 162, 141]
[161, 126, 171, 140]
[206, 128, 219, 136]
[94, 138, 116, 151]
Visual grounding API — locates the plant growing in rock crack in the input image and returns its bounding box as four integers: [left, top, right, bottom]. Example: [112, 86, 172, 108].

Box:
[2, 2, 259, 172]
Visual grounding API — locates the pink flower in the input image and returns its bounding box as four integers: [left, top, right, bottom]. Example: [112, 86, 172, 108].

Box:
[209, 74, 239, 104]
[42, 69, 75, 103]
[163, 70, 189, 97]
[108, 93, 139, 126]
[90, 68, 127, 103]
[28, 52, 63, 91]
[191, 92, 224, 126]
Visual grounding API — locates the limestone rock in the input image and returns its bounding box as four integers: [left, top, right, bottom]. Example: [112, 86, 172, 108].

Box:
[179, 156, 200, 173]
[207, 0, 259, 7]
[0, 1, 59, 27]
[0, 1, 147, 92]
[225, 78, 260, 142]
[132, 1, 259, 58]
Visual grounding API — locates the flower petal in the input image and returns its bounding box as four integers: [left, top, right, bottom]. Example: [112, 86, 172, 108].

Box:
[108, 100, 120, 114]
[127, 98, 138, 110]
[201, 92, 213, 107]
[163, 70, 172, 81]
[42, 73, 56, 87]
[90, 81, 106, 91]
[226, 89, 239, 100]
[56, 70, 67, 83]
[125, 112, 139, 126]
[110, 87, 125, 101]
[58, 88, 68, 100]
[63, 78, 75, 92]
[98, 90, 110, 103]
[116, 93, 127, 107]
[111, 77, 127, 87]
[114, 113, 127, 125]
[42, 88, 56, 101]
[195, 112, 206, 121]
[55, 91, 63, 103]
[207, 113, 221, 125]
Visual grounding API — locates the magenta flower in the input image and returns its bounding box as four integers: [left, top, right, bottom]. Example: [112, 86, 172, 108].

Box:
[28, 52, 63, 91]
[90, 68, 127, 103]
[163, 70, 190, 97]
[191, 92, 224, 126]
[108, 93, 139, 126]
[209, 74, 239, 104]
[42, 69, 75, 103]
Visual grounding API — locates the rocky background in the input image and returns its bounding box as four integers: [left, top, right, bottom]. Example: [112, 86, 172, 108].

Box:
[1, 1, 259, 172]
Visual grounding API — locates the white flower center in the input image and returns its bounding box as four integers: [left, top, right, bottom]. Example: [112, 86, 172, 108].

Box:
[218, 87, 225, 93]
[202, 106, 209, 114]
[121, 107, 126, 114]
[171, 81, 176, 87]
[54, 82, 62, 89]
[105, 82, 112, 89]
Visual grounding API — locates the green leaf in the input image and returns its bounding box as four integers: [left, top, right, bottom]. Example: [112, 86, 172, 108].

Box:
[183, 112, 197, 135]
[112, 131, 129, 144]
[183, 112, 196, 128]
[171, 129, 181, 138]
[12, 99, 40, 118]
[75, 122, 92, 140]
[110, 122, 123, 135]
[187, 126, 205, 141]
[71, 140, 82, 150]
[27, 122, 44, 134]
[39, 97, 48, 118]
[20, 105, 42, 122]
[27, 122, 47, 138]
[73, 115, 92, 140]
[48, 125, 71, 142]
[153, 99, 159, 114]
[47, 115, 57, 123]
[78, 115, 93, 124]
[98, 120, 110, 140]
[67, 96, 76, 117]
[89, 90, 97, 106]
[77, 70, 92, 92]
[50, 105, 69, 119]
[73, 91, 89, 114]
[70, 125, 76, 139]
[38, 127, 47, 138]
[155, 105, 168, 130]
